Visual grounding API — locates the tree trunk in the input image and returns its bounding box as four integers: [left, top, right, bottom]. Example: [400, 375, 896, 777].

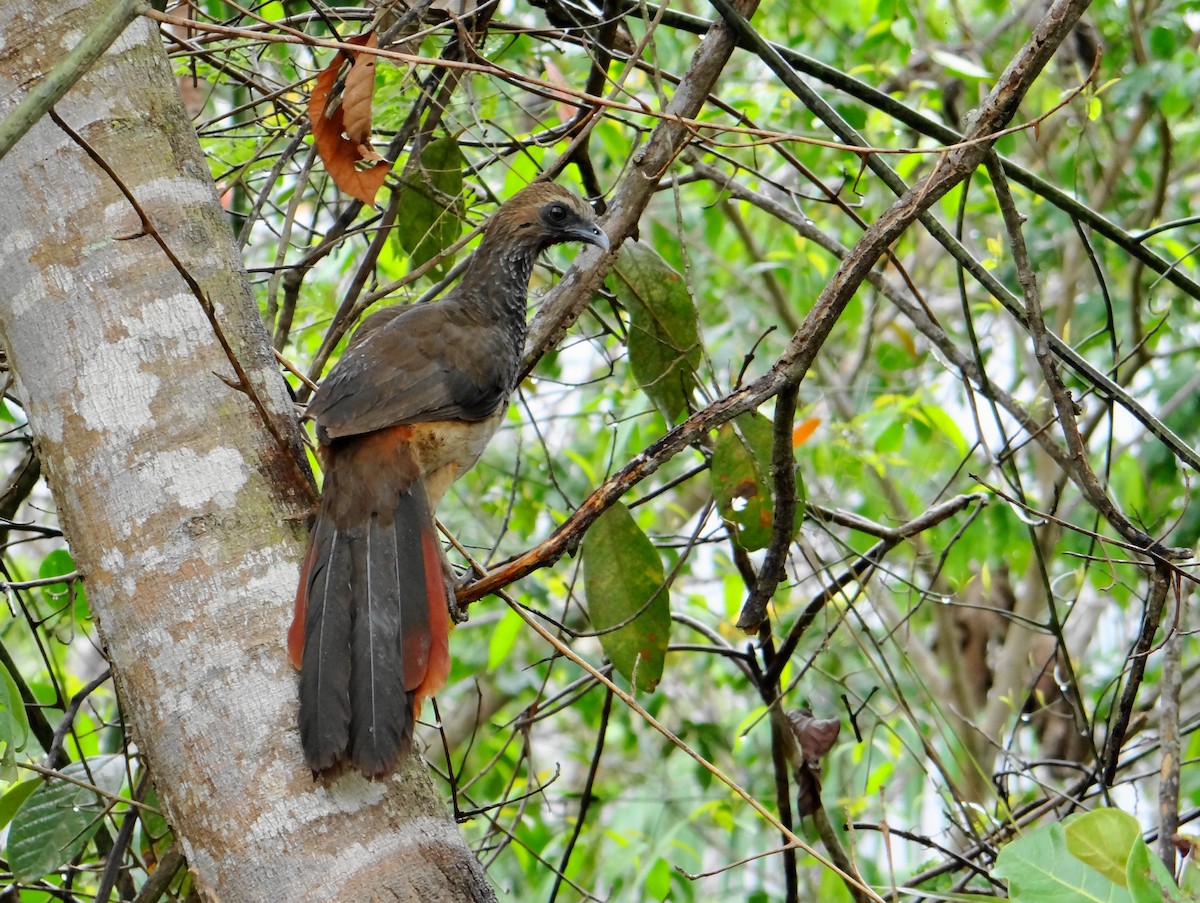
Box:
[0, 1, 495, 899]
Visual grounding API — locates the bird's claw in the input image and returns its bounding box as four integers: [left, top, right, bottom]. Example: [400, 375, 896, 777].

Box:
[446, 574, 469, 625]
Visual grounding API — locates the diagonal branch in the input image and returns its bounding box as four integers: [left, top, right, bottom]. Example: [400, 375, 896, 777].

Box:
[465, 0, 1105, 603]
[520, 0, 764, 376]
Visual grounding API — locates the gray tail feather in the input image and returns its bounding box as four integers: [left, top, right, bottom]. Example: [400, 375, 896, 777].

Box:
[297, 512, 353, 772]
[299, 477, 437, 776]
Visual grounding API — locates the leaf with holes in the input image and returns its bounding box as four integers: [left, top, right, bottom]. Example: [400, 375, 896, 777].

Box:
[711, 412, 802, 551]
[308, 31, 390, 206]
[582, 502, 669, 693]
[393, 135, 464, 277]
[607, 242, 702, 423]
[8, 755, 127, 882]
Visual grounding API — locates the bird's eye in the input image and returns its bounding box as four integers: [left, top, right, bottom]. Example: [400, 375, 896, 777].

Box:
[545, 203, 568, 223]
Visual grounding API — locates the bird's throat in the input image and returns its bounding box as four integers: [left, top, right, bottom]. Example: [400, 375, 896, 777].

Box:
[457, 242, 538, 321]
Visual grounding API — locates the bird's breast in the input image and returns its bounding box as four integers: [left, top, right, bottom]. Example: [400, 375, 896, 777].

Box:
[398, 405, 509, 509]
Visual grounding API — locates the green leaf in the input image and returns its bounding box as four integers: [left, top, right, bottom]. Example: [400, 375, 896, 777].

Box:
[0, 661, 30, 780]
[873, 418, 905, 454]
[1148, 25, 1177, 61]
[645, 856, 672, 901]
[139, 785, 171, 844]
[8, 755, 127, 883]
[710, 413, 776, 551]
[487, 607, 523, 672]
[393, 135, 464, 277]
[1066, 808, 1142, 887]
[919, 404, 969, 458]
[995, 821, 1133, 902]
[1125, 834, 1178, 903]
[0, 779, 39, 830]
[38, 549, 83, 611]
[582, 503, 670, 693]
[608, 242, 702, 423]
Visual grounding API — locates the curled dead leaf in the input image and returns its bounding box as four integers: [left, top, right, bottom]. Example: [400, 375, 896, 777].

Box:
[341, 31, 378, 147]
[786, 708, 840, 817]
[308, 30, 391, 206]
[786, 707, 841, 760]
[795, 763, 823, 817]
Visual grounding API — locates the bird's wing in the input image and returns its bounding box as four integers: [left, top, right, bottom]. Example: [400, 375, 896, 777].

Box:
[309, 301, 512, 439]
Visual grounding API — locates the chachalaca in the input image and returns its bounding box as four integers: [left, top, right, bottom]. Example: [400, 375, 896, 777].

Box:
[288, 182, 609, 776]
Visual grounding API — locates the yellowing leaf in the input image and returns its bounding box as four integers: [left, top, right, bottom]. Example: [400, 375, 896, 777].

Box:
[995, 820, 1136, 901]
[888, 322, 917, 358]
[582, 503, 670, 693]
[1064, 808, 1140, 888]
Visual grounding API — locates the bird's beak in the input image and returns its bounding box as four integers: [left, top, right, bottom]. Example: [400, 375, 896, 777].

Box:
[574, 222, 611, 253]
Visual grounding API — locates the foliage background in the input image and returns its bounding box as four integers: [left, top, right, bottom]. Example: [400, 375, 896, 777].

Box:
[1, 0, 1198, 900]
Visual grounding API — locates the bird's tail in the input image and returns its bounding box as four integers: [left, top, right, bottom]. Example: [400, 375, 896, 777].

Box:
[288, 426, 451, 776]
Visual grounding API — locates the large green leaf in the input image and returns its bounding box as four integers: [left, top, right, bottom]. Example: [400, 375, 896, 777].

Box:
[607, 242, 702, 423]
[582, 502, 670, 693]
[393, 135, 464, 277]
[8, 755, 127, 883]
[995, 821, 1133, 903]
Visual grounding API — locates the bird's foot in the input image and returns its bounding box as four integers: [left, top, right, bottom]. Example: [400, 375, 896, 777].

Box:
[446, 573, 470, 625]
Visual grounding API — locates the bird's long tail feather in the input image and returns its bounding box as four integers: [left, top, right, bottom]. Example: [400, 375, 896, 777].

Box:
[288, 427, 451, 776]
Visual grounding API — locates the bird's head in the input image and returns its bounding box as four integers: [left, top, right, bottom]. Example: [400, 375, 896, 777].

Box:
[484, 182, 610, 255]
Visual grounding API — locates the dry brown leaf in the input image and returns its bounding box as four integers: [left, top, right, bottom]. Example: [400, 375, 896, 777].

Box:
[794, 763, 823, 817]
[786, 707, 841, 760]
[308, 31, 390, 206]
[341, 31, 378, 147]
[786, 707, 841, 817]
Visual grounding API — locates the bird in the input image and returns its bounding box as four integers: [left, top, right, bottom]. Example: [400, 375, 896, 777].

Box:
[287, 182, 610, 777]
